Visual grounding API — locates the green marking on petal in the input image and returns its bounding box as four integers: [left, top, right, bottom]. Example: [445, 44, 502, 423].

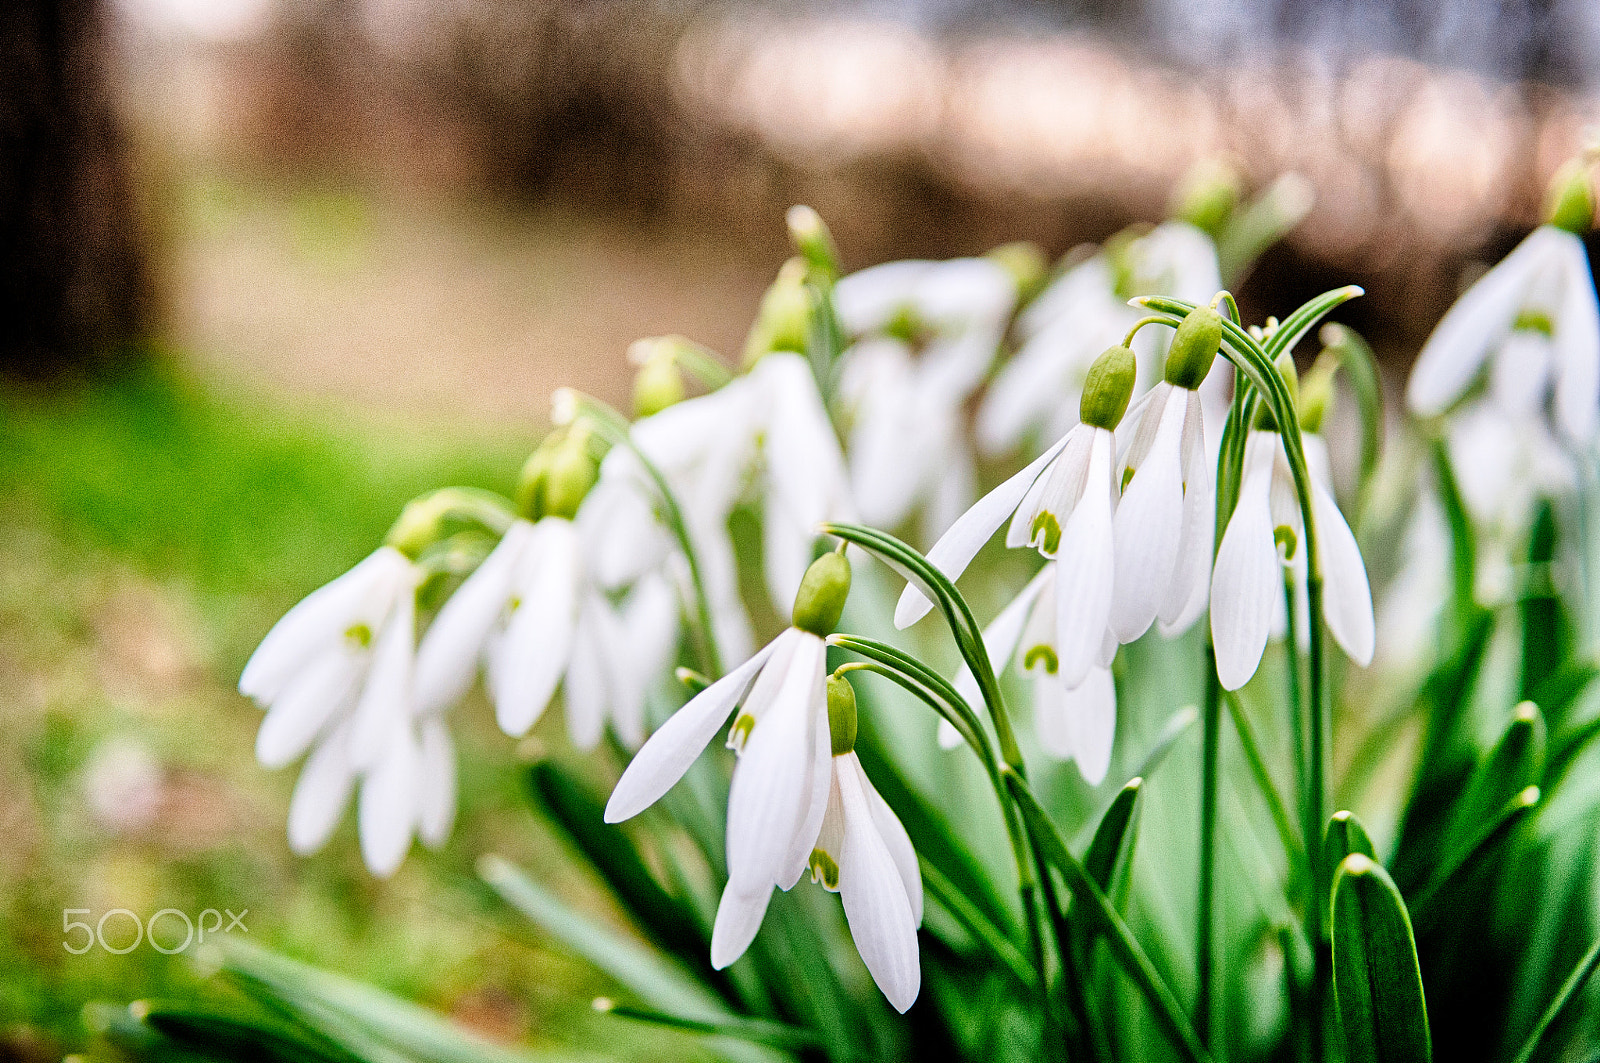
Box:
[1274, 524, 1298, 561]
[1122, 466, 1135, 492]
[1513, 308, 1555, 337]
[1024, 644, 1059, 675]
[727, 713, 756, 753]
[809, 849, 841, 891]
[344, 623, 373, 649]
[1031, 511, 1062, 555]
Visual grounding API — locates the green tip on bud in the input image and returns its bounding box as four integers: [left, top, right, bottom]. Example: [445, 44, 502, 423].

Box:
[1080, 344, 1138, 430]
[985, 241, 1048, 303]
[744, 258, 812, 367]
[1546, 158, 1595, 234]
[516, 428, 597, 521]
[787, 205, 839, 284]
[792, 550, 852, 636]
[632, 352, 685, 417]
[827, 673, 858, 756]
[1172, 158, 1243, 237]
[1163, 304, 1223, 390]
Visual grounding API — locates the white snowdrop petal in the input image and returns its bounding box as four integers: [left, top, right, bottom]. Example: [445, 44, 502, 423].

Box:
[255, 650, 361, 768]
[562, 600, 610, 752]
[1055, 431, 1116, 686]
[287, 722, 357, 855]
[412, 521, 531, 715]
[1554, 229, 1600, 442]
[726, 633, 826, 892]
[612, 573, 680, 749]
[953, 565, 1051, 708]
[1210, 448, 1281, 691]
[492, 521, 581, 737]
[837, 758, 922, 1013]
[1312, 481, 1376, 667]
[936, 719, 963, 749]
[417, 716, 457, 849]
[604, 638, 779, 823]
[710, 881, 774, 970]
[1110, 388, 1187, 642]
[778, 696, 834, 891]
[1407, 230, 1540, 417]
[975, 330, 1080, 454]
[854, 757, 922, 925]
[834, 260, 930, 334]
[1159, 391, 1214, 635]
[349, 589, 416, 770]
[1062, 669, 1117, 786]
[896, 433, 1072, 628]
[240, 547, 409, 703]
[762, 493, 817, 616]
[358, 725, 418, 879]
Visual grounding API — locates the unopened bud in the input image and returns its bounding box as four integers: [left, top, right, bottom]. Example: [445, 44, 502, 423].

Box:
[1163, 304, 1223, 390]
[744, 258, 812, 367]
[1253, 351, 1300, 431]
[1080, 345, 1137, 430]
[515, 428, 598, 521]
[826, 673, 858, 756]
[787, 205, 838, 284]
[791, 551, 851, 637]
[1298, 352, 1339, 434]
[985, 241, 1048, 303]
[1172, 158, 1242, 237]
[633, 353, 685, 417]
[1545, 158, 1595, 234]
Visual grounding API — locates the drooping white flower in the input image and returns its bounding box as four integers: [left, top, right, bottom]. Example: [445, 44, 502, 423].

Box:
[949, 566, 1116, 785]
[412, 516, 679, 750]
[1407, 225, 1600, 444]
[978, 221, 1221, 455]
[1110, 380, 1215, 642]
[1210, 430, 1375, 691]
[241, 545, 451, 876]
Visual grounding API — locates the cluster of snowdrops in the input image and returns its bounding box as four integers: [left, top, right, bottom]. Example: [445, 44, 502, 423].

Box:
[234, 155, 1600, 1060]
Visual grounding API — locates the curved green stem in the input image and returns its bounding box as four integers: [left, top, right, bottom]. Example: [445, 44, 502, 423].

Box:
[1197, 657, 1221, 1049]
[557, 390, 723, 677]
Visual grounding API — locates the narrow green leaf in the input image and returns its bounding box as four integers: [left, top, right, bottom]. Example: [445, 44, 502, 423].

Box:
[525, 761, 710, 968]
[1069, 779, 1145, 977]
[132, 1001, 356, 1063]
[1521, 502, 1572, 707]
[1546, 710, 1600, 795]
[1510, 934, 1600, 1063]
[593, 997, 822, 1051]
[1228, 693, 1305, 870]
[1006, 775, 1211, 1063]
[1260, 286, 1366, 363]
[1445, 702, 1544, 858]
[920, 859, 1035, 991]
[1324, 811, 1377, 866]
[1330, 855, 1432, 1063]
[1409, 787, 1541, 935]
[1431, 439, 1483, 649]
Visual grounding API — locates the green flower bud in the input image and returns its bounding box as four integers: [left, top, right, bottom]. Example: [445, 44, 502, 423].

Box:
[1163, 304, 1223, 390]
[826, 673, 858, 756]
[1172, 158, 1242, 237]
[633, 352, 685, 418]
[1080, 344, 1138, 430]
[791, 551, 851, 636]
[386, 497, 440, 560]
[985, 241, 1048, 304]
[514, 443, 556, 521]
[1252, 351, 1300, 431]
[1298, 352, 1339, 434]
[744, 258, 812, 367]
[542, 438, 598, 520]
[787, 205, 839, 285]
[1546, 158, 1595, 235]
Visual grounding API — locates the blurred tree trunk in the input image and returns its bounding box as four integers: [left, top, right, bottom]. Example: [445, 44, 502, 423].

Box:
[0, 0, 147, 375]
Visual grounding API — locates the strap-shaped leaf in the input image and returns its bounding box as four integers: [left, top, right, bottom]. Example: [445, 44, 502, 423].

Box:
[1324, 811, 1376, 868]
[1331, 855, 1432, 1063]
[1068, 778, 1144, 975]
[1445, 702, 1543, 858]
[1409, 787, 1540, 936]
[1511, 934, 1600, 1063]
[131, 1001, 358, 1063]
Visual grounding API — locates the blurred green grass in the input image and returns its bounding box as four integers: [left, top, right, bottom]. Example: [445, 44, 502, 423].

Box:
[0, 362, 673, 1059]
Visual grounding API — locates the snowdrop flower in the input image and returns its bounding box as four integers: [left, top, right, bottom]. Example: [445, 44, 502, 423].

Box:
[605, 554, 920, 1011]
[978, 221, 1221, 455]
[241, 543, 451, 876]
[835, 256, 1019, 536]
[413, 430, 678, 749]
[1407, 165, 1599, 444]
[951, 566, 1117, 785]
[895, 342, 1138, 643]
[1210, 425, 1375, 691]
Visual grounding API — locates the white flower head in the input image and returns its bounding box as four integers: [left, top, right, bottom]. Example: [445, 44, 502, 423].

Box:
[241, 544, 449, 877]
[1210, 430, 1374, 691]
[951, 566, 1117, 785]
[1407, 225, 1600, 444]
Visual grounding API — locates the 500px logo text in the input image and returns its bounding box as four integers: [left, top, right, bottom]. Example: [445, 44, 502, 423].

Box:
[62, 908, 248, 954]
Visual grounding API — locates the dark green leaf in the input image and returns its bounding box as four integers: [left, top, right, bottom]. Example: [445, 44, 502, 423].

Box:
[1444, 702, 1544, 859]
[132, 1002, 356, 1063]
[1331, 855, 1432, 1063]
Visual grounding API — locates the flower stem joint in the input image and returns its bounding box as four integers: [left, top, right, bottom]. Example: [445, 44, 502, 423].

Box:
[1080, 344, 1138, 430]
[1163, 305, 1224, 390]
[792, 551, 852, 637]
